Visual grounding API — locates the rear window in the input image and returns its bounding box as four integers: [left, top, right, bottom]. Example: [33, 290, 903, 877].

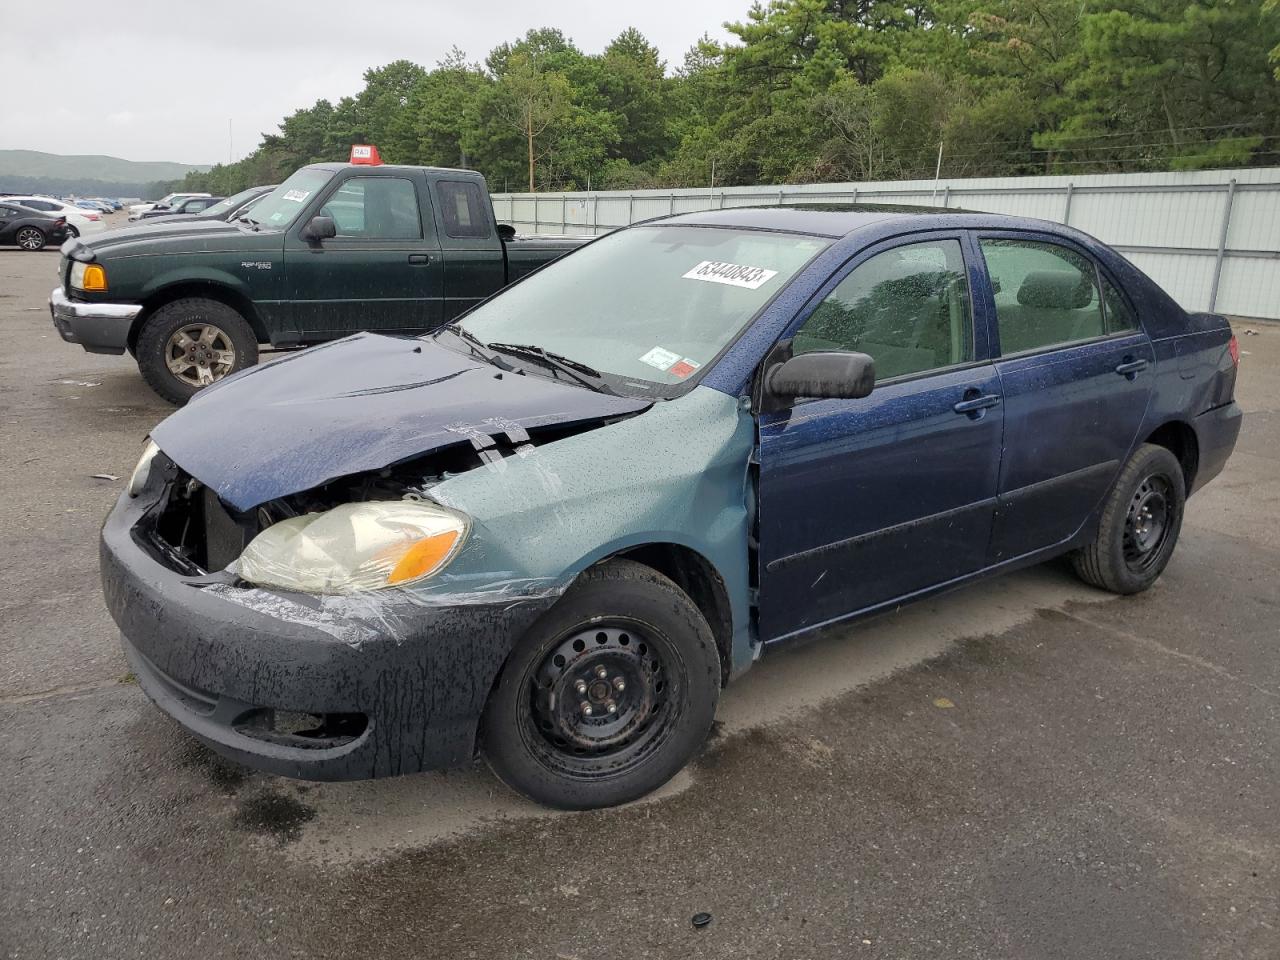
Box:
[437, 181, 490, 239]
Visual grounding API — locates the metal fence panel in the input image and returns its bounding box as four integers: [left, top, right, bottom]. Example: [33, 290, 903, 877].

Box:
[492, 168, 1280, 319]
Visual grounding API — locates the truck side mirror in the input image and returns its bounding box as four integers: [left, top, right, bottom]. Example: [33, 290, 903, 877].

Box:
[496, 223, 516, 241]
[766, 351, 876, 404]
[301, 215, 337, 243]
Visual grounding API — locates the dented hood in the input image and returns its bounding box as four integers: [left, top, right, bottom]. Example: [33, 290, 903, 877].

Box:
[150, 334, 652, 511]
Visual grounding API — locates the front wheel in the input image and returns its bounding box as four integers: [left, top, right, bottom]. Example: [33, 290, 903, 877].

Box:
[481, 559, 721, 810]
[1071, 443, 1186, 595]
[15, 227, 45, 251]
[136, 297, 258, 404]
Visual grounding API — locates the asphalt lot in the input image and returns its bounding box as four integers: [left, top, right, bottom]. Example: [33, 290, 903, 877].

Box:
[2, 219, 1279, 959]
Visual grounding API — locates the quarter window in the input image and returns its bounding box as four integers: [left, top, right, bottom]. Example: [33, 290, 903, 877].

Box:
[1101, 275, 1138, 333]
[980, 239, 1104, 354]
[792, 239, 973, 381]
[319, 177, 422, 240]
[437, 180, 490, 239]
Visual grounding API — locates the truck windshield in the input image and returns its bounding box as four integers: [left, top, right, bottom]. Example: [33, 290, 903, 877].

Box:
[247, 169, 334, 228]
[451, 225, 830, 396]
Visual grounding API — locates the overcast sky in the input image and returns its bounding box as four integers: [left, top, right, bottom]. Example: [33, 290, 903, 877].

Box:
[2, 0, 747, 165]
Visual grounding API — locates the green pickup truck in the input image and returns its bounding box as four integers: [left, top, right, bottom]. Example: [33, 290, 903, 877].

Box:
[50, 159, 585, 403]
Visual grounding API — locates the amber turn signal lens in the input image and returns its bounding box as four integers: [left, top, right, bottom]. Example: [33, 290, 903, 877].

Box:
[388, 530, 462, 585]
[82, 264, 108, 291]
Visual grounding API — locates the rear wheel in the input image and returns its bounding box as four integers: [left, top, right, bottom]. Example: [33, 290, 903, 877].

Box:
[15, 227, 45, 251]
[1071, 443, 1185, 594]
[481, 559, 721, 810]
[136, 298, 258, 404]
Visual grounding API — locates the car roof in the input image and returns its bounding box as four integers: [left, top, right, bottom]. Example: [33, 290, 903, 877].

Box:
[654, 203, 1065, 239]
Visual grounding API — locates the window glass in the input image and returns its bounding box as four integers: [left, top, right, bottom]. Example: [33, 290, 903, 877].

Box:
[0, 205, 14, 217]
[1101, 275, 1138, 333]
[319, 177, 421, 239]
[792, 239, 973, 381]
[250, 169, 333, 228]
[438, 181, 490, 239]
[980, 239, 1104, 353]
[457, 225, 829, 395]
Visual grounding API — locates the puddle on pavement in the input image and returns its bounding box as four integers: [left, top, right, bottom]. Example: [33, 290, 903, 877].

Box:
[266, 561, 1113, 865]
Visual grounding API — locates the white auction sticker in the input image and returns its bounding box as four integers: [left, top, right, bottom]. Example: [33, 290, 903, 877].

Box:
[683, 260, 778, 290]
[282, 189, 310, 203]
[639, 346, 681, 371]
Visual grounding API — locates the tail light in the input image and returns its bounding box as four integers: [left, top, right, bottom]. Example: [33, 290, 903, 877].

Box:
[1228, 334, 1240, 366]
[85, 212, 100, 221]
[54, 217, 66, 227]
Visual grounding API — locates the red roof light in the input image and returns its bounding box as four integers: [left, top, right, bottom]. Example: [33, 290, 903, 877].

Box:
[350, 144, 383, 165]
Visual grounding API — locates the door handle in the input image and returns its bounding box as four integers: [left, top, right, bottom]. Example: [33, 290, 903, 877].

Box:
[953, 392, 1001, 417]
[408, 254, 432, 264]
[1114, 357, 1149, 378]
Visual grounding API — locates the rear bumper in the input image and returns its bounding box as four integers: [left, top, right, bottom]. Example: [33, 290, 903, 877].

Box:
[49, 285, 141, 355]
[101, 482, 557, 780]
[1191, 400, 1243, 494]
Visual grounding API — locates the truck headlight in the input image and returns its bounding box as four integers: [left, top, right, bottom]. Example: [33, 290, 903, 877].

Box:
[232, 501, 468, 594]
[128, 441, 160, 497]
[69, 261, 108, 292]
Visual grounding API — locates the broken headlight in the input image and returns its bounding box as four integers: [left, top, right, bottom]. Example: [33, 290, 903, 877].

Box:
[128, 440, 160, 497]
[231, 501, 468, 594]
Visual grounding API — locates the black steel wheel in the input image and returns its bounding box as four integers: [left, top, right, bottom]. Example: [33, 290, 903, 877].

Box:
[1072, 443, 1185, 594]
[482, 559, 720, 809]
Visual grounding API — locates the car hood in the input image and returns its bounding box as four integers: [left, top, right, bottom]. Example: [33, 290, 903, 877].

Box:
[79, 218, 265, 257]
[150, 334, 653, 511]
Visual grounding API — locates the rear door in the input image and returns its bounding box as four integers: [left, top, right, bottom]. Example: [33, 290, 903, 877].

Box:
[432, 178, 505, 323]
[977, 232, 1155, 563]
[284, 171, 444, 338]
[757, 233, 1004, 642]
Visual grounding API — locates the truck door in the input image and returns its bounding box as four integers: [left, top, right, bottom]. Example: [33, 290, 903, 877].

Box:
[283, 172, 444, 339]
[432, 178, 505, 322]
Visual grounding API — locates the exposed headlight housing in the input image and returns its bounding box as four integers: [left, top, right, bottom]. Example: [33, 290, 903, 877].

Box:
[128, 440, 160, 497]
[69, 261, 108, 292]
[232, 501, 468, 594]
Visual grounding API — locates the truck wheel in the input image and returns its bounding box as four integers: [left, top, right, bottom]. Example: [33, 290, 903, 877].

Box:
[16, 227, 46, 251]
[481, 559, 721, 810]
[136, 298, 258, 404]
[1071, 443, 1186, 595]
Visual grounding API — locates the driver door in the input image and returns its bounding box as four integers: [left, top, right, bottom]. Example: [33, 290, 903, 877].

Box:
[757, 234, 1004, 643]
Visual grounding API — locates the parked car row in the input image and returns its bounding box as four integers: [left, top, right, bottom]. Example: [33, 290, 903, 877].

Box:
[42, 148, 1242, 811]
[128, 192, 211, 217]
[0, 195, 105, 237]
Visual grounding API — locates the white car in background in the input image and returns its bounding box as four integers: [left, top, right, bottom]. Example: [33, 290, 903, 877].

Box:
[7, 196, 106, 236]
[128, 192, 210, 217]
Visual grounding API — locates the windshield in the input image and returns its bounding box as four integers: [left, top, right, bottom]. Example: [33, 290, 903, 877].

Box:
[451, 225, 829, 396]
[202, 187, 261, 218]
[248, 169, 334, 228]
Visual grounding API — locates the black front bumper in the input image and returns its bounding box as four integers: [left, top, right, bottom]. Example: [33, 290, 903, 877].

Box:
[101, 487, 556, 780]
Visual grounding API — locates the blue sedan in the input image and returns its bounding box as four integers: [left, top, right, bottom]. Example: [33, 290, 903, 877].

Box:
[101, 205, 1242, 809]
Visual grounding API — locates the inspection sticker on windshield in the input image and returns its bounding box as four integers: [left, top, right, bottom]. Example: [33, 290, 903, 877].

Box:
[282, 189, 310, 203]
[683, 260, 778, 290]
[640, 346, 681, 371]
[670, 358, 700, 379]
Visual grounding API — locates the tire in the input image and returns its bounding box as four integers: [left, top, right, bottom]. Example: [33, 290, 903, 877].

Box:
[1071, 443, 1186, 595]
[15, 227, 45, 251]
[136, 297, 258, 405]
[66, 225, 79, 239]
[481, 559, 721, 810]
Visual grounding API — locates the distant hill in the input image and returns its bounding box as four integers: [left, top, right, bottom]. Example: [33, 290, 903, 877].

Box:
[0, 150, 211, 199]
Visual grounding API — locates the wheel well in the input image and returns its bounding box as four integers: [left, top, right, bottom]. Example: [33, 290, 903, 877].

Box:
[1145, 421, 1199, 492]
[129, 283, 266, 353]
[612, 543, 734, 686]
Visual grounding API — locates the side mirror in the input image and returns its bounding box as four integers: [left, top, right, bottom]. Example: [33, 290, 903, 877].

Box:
[496, 223, 516, 241]
[300, 214, 337, 243]
[766, 351, 876, 404]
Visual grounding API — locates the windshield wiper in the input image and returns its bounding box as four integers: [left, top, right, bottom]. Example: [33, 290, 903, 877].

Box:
[439, 324, 515, 370]
[485, 342, 610, 392]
